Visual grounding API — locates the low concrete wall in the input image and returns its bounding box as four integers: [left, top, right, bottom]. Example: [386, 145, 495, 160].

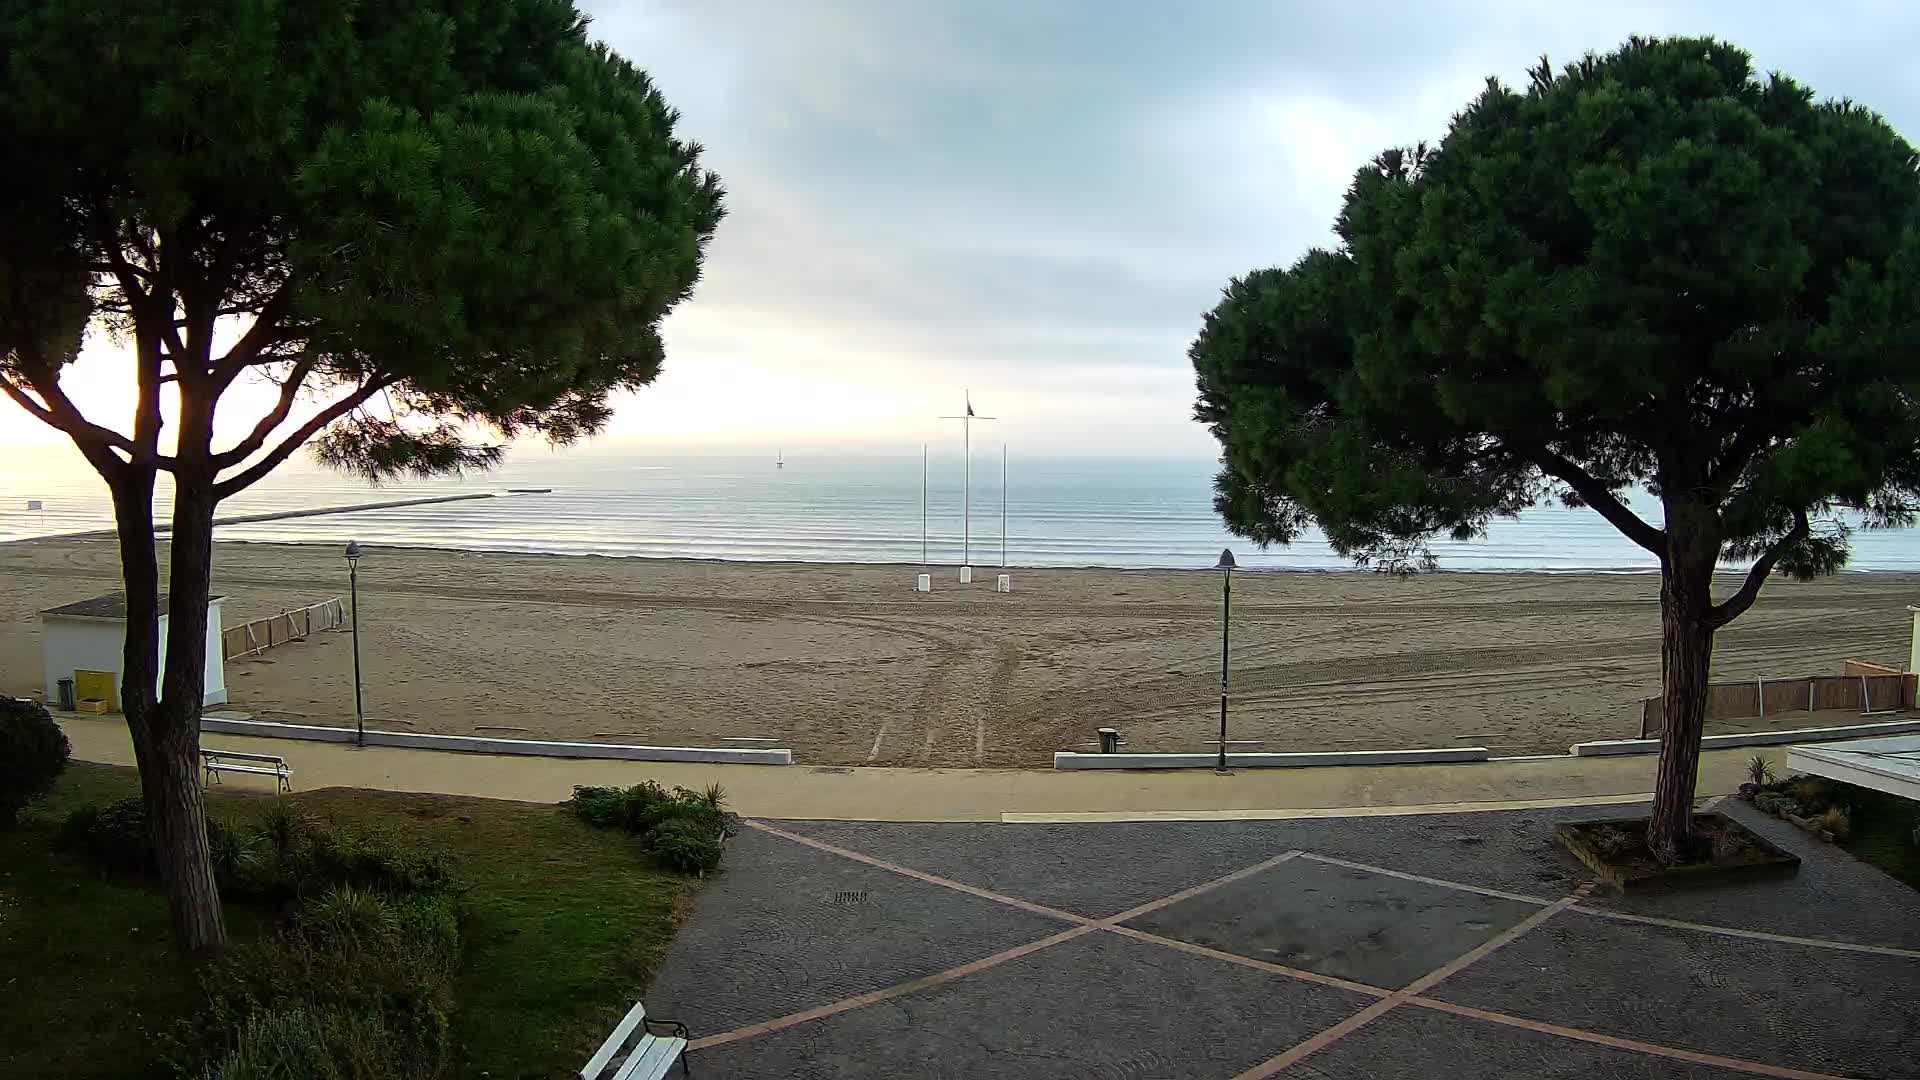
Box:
[1573, 717, 1920, 757]
[198, 716, 794, 765]
[1053, 747, 1489, 770]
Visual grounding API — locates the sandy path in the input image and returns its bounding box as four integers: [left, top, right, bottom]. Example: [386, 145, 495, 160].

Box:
[3, 539, 1916, 765]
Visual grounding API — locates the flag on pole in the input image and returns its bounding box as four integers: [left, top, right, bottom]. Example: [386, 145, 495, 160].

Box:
[966, 398, 975, 417]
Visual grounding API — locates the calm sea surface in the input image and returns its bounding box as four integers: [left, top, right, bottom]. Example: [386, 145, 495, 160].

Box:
[4, 446, 1920, 571]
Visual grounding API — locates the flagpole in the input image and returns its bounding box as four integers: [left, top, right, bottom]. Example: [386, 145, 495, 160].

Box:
[1001, 442, 1008, 568]
[963, 388, 971, 568]
[921, 442, 928, 567]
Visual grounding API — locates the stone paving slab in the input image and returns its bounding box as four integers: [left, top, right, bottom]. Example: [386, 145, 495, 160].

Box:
[644, 828, 1067, 1036]
[1124, 857, 1541, 988]
[688, 929, 1375, 1079]
[773, 807, 1600, 918]
[1576, 801, 1920, 951]
[1272, 1006, 1756, 1080]
[1430, 910, 1920, 1079]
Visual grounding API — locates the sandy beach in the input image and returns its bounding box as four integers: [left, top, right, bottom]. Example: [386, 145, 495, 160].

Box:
[4, 538, 1916, 766]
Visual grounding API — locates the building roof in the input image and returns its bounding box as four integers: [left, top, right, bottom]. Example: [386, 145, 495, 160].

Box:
[41, 592, 224, 620]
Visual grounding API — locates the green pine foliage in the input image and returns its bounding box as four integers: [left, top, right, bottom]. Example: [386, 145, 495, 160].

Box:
[1193, 36, 1920, 574]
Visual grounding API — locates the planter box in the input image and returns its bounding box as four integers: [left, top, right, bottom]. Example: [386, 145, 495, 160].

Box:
[1554, 813, 1800, 892]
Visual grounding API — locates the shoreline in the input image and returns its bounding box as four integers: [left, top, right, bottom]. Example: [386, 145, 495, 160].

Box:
[30, 531, 1908, 579]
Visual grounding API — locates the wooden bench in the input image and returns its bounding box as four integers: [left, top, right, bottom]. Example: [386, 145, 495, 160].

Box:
[581, 1001, 689, 1079]
[200, 748, 293, 794]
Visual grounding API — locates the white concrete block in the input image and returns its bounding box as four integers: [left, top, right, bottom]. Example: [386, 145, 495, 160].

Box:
[996, 574, 1011, 593]
[959, 565, 973, 583]
[915, 573, 931, 593]
[197, 716, 795, 764]
[1052, 747, 1489, 770]
[1571, 716, 1920, 757]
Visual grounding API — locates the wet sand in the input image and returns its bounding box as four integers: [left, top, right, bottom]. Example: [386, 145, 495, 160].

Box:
[4, 539, 1915, 766]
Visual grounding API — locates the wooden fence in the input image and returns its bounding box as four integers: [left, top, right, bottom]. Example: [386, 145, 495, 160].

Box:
[1640, 660, 1915, 737]
[222, 598, 346, 660]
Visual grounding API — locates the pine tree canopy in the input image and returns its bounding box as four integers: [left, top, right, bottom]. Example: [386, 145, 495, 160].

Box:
[0, 0, 724, 483]
[1193, 36, 1920, 602]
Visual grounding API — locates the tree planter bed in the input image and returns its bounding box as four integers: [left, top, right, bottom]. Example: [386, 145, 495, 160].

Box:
[1555, 813, 1800, 891]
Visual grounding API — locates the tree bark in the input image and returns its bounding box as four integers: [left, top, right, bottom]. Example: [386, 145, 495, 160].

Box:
[1647, 501, 1720, 862]
[143, 391, 227, 953]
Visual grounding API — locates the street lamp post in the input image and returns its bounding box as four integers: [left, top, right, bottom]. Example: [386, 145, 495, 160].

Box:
[345, 541, 364, 747]
[1215, 548, 1235, 774]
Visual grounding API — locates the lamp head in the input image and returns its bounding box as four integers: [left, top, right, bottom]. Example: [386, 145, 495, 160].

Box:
[1215, 548, 1236, 571]
[344, 540, 362, 564]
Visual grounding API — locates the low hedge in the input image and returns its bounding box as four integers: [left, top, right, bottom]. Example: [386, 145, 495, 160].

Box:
[564, 782, 731, 874]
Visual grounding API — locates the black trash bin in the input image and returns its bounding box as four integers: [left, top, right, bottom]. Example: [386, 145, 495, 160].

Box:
[1097, 727, 1121, 754]
[56, 677, 76, 711]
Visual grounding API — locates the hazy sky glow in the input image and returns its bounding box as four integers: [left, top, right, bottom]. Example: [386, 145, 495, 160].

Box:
[9, 1, 1920, 459]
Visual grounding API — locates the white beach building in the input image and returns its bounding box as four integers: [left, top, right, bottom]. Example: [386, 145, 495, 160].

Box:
[40, 591, 227, 709]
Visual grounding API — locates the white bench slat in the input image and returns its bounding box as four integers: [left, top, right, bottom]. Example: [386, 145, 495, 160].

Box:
[207, 763, 282, 775]
[612, 1035, 684, 1080]
[580, 1002, 648, 1080]
[203, 749, 288, 765]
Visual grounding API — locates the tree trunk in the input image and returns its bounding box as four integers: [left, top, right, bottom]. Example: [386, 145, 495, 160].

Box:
[149, 393, 228, 953]
[111, 467, 224, 951]
[1647, 510, 1720, 863]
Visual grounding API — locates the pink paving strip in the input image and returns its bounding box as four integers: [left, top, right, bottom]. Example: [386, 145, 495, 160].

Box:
[742, 820, 1094, 925]
[1406, 999, 1853, 1080]
[1229, 997, 1402, 1079]
[1293, 851, 1554, 906]
[1102, 925, 1391, 998]
[1569, 905, 1920, 960]
[687, 926, 1097, 1051]
[1102, 850, 1304, 924]
[1230, 885, 1595, 1079]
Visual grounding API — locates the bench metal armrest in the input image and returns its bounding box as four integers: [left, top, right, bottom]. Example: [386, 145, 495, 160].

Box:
[641, 1017, 690, 1041]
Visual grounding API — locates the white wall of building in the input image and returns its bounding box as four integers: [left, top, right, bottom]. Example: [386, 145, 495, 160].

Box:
[40, 598, 227, 708]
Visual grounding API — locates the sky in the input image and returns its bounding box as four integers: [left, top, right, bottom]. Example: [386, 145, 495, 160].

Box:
[8, 1, 1920, 460]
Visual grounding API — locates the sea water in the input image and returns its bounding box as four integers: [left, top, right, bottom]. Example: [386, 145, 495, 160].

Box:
[5, 445, 1920, 571]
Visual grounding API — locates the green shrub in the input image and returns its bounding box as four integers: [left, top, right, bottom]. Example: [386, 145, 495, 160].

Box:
[191, 888, 461, 1079]
[299, 825, 454, 897]
[59, 797, 155, 874]
[567, 782, 731, 874]
[643, 816, 724, 875]
[0, 697, 70, 828]
[200, 1006, 434, 1080]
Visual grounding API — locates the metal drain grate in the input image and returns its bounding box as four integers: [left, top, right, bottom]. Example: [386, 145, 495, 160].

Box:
[830, 890, 870, 905]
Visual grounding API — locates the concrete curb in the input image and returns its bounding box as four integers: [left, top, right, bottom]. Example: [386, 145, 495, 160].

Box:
[1570, 717, 1920, 757]
[1052, 747, 1489, 770]
[197, 716, 794, 765]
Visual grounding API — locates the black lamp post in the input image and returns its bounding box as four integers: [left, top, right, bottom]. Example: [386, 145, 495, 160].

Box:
[345, 541, 364, 747]
[1215, 547, 1235, 774]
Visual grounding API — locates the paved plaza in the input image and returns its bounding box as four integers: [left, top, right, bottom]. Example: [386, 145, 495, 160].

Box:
[648, 800, 1920, 1079]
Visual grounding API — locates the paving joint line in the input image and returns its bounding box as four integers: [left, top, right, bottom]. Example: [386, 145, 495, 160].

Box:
[1403, 998, 1852, 1080]
[1232, 882, 1597, 1079]
[727, 822, 1895, 1078]
[1300, 850, 1920, 961]
[1292, 851, 1556, 906]
[1566, 904, 1920, 960]
[699, 826, 1315, 1051]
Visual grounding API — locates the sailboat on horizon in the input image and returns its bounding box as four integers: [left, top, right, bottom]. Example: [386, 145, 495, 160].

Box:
[776, 448, 784, 469]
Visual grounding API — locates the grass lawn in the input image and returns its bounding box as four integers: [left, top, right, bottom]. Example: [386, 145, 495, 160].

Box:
[0, 763, 698, 1080]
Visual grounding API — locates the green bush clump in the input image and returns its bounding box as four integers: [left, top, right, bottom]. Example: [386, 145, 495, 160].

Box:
[643, 816, 726, 875]
[199, 1007, 426, 1080]
[59, 796, 155, 873]
[0, 697, 71, 829]
[59, 796, 455, 909]
[565, 782, 730, 874]
[189, 885, 462, 1080]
